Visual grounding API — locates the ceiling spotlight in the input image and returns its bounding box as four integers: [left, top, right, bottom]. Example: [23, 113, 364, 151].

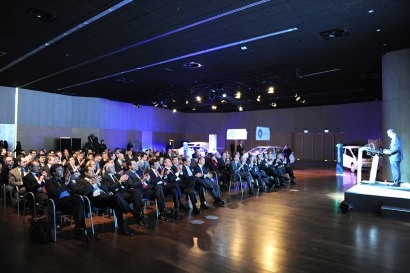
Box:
[302, 100, 306, 103]
[267, 87, 274, 93]
[192, 107, 196, 111]
[173, 109, 177, 113]
[324, 128, 329, 133]
[296, 96, 301, 101]
[271, 102, 277, 107]
[256, 95, 261, 102]
[211, 105, 217, 110]
[241, 46, 247, 50]
[209, 89, 216, 101]
[304, 129, 309, 133]
[196, 96, 202, 102]
[133, 104, 140, 109]
[238, 106, 243, 111]
[221, 99, 227, 103]
[222, 93, 227, 98]
[235, 91, 241, 99]
[185, 99, 189, 104]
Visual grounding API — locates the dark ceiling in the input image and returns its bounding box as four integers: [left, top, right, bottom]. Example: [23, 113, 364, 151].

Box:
[1, 0, 410, 113]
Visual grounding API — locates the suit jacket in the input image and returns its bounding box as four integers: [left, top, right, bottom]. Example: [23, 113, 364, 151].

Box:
[23, 172, 44, 194]
[101, 173, 127, 193]
[45, 177, 77, 202]
[9, 167, 25, 187]
[76, 178, 109, 198]
[41, 164, 51, 178]
[230, 160, 243, 173]
[388, 136, 403, 162]
[125, 170, 143, 189]
[147, 168, 165, 186]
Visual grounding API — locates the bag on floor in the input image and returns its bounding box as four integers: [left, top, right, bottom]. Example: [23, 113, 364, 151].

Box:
[29, 219, 52, 244]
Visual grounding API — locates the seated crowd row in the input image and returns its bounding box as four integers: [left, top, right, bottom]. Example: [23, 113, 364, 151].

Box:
[0, 145, 295, 240]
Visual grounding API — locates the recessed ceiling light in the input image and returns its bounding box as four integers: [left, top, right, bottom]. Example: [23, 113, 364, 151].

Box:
[241, 46, 247, 50]
[376, 28, 381, 32]
[183, 62, 203, 68]
[368, 9, 374, 14]
[28, 7, 56, 23]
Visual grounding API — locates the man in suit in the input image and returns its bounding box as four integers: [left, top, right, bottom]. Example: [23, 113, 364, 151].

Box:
[23, 160, 49, 211]
[1, 156, 15, 198]
[230, 154, 254, 194]
[45, 164, 88, 240]
[384, 129, 404, 187]
[162, 158, 191, 220]
[76, 166, 139, 236]
[125, 160, 168, 221]
[8, 155, 27, 194]
[101, 162, 146, 226]
[181, 157, 204, 214]
[194, 157, 224, 207]
[236, 140, 245, 156]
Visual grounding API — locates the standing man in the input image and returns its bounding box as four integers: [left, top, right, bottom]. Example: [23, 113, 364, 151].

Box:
[383, 129, 403, 187]
[236, 140, 245, 157]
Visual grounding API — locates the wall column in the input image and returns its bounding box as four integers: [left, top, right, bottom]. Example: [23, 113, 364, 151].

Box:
[382, 48, 410, 182]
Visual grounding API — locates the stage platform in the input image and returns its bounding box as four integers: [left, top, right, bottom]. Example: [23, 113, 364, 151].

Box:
[344, 182, 410, 220]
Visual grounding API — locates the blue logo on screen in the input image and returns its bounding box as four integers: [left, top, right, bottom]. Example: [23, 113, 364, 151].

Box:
[257, 129, 263, 139]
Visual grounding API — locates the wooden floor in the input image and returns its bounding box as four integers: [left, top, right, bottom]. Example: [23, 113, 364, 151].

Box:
[1, 163, 410, 273]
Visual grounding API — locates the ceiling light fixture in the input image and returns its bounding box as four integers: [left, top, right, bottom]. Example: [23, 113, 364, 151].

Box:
[267, 86, 274, 93]
[19, 0, 271, 85]
[185, 99, 189, 104]
[235, 91, 241, 99]
[173, 109, 177, 113]
[2, 0, 134, 74]
[256, 95, 261, 102]
[271, 102, 277, 107]
[211, 105, 217, 110]
[296, 96, 301, 101]
[56, 27, 298, 91]
[238, 106, 243, 111]
[241, 46, 248, 50]
[196, 96, 202, 102]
